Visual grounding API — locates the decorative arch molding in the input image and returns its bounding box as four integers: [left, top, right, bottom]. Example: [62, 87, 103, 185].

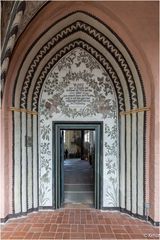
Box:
[32, 39, 125, 112]
[1, 1, 26, 98]
[11, 10, 147, 220]
[13, 11, 145, 110]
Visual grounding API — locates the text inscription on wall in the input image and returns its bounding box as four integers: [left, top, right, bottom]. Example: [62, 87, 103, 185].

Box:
[63, 82, 94, 107]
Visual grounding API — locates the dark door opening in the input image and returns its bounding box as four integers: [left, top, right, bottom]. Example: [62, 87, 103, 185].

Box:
[53, 122, 103, 209]
[62, 130, 95, 207]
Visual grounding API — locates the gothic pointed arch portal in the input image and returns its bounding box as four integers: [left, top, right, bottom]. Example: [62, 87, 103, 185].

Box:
[12, 11, 146, 219]
[40, 47, 119, 208]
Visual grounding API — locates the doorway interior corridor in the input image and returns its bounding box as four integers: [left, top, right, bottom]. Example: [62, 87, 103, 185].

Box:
[63, 130, 95, 207]
[53, 122, 102, 210]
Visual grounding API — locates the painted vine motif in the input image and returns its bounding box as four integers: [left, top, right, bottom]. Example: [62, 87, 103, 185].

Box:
[40, 69, 116, 119]
[39, 123, 52, 206]
[104, 117, 119, 206]
[39, 48, 119, 207]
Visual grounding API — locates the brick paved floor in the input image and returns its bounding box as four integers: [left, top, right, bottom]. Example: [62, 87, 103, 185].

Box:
[1, 208, 159, 239]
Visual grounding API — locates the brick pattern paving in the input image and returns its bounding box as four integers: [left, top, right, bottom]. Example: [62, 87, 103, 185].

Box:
[1, 209, 159, 239]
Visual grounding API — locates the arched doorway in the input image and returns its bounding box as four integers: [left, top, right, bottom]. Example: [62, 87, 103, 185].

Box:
[39, 47, 119, 209]
[7, 9, 147, 220]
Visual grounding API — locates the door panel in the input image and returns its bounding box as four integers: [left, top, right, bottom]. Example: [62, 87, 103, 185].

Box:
[60, 130, 64, 206]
